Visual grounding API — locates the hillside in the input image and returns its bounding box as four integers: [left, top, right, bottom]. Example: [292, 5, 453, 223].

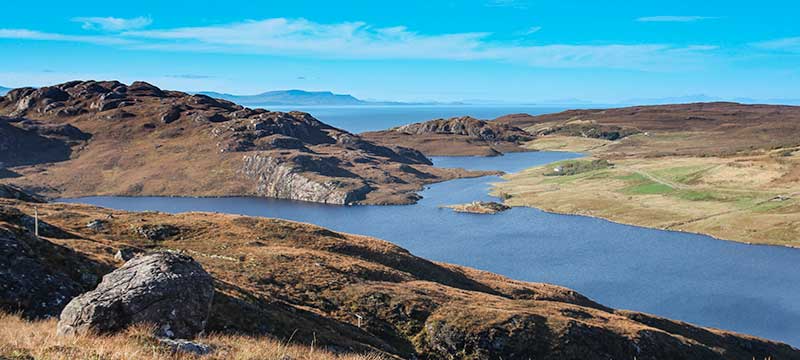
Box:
[0, 81, 489, 205]
[1, 195, 797, 359]
[362, 116, 534, 156]
[492, 102, 800, 246]
[199, 89, 366, 106]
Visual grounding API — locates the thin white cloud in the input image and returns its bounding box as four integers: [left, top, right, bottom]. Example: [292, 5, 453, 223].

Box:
[485, 0, 530, 9]
[0, 29, 130, 45]
[752, 37, 800, 52]
[72, 16, 152, 31]
[1, 18, 720, 70]
[636, 16, 718, 23]
[521, 26, 542, 35]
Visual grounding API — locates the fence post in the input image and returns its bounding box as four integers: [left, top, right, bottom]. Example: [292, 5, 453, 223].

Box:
[34, 206, 39, 238]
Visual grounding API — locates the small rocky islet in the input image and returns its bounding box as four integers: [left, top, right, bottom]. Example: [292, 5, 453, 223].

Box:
[445, 201, 511, 214]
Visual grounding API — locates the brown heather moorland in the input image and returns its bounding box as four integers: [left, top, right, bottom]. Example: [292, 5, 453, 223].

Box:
[491, 102, 800, 246]
[1, 196, 798, 359]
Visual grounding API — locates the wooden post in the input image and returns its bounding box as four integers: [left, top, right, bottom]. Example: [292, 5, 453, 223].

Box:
[34, 206, 39, 238]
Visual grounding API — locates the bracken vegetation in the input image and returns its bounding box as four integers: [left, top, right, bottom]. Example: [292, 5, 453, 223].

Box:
[0, 313, 387, 360]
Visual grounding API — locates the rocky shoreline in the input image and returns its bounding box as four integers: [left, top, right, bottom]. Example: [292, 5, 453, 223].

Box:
[445, 201, 511, 214]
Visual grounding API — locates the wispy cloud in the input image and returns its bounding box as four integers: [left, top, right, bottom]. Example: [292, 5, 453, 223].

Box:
[0, 29, 130, 45]
[520, 26, 542, 35]
[1, 18, 720, 71]
[485, 0, 530, 9]
[165, 74, 215, 79]
[636, 16, 718, 23]
[72, 16, 152, 31]
[752, 37, 800, 53]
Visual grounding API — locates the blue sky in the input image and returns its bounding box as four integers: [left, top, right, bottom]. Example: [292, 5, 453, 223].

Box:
[1, 0, 799, 102]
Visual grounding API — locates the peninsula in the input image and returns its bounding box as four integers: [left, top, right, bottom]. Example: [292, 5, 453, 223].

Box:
[0, 81, 489, 205]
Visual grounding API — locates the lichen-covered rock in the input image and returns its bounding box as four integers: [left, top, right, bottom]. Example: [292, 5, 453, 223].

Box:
[57, 252, 214, 338]
[158, 338, 215, 356]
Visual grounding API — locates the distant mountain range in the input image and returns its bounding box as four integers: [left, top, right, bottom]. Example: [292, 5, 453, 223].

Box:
[0, 86, 9, 96]
[619, 94, 800, 106]
[198, 90, 370, 106]
[199, 89, 800, 107]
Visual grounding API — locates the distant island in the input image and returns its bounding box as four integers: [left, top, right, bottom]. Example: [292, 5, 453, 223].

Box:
[198, 89, 369, 106]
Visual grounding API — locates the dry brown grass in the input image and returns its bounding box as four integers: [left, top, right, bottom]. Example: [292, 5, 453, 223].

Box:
[493, 136, 800, 246]
[0, 313, 388, 360]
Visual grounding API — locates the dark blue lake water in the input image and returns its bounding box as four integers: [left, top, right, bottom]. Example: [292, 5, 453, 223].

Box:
[62, 151, 800, 346]
[264, 105, 574, 133]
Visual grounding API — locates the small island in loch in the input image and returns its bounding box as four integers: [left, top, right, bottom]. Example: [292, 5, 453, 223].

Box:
[445, 201, 511, 214]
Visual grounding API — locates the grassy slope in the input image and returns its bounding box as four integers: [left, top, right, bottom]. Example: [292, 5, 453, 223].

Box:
[492, 133, 800, 246]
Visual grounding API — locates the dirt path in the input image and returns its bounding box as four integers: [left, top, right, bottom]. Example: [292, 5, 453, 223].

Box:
[617, 166, 689, 190]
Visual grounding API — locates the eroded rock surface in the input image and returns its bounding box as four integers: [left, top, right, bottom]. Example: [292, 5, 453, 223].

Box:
[57, 252, 214, 338]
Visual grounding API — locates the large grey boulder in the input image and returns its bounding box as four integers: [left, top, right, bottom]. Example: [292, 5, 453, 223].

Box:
[57, 252, 214, 338]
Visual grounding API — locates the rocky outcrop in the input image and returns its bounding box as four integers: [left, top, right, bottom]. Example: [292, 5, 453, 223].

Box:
[57, 252, 214, 338]
[242, 154, 371, 205]
[136, 224, 180, 241]
[446, 201, 510, 214]
[393, 116, 532, 143]
[362, 116, 534, 156]
[0, 184, 45, 203]
[0, 81, 482, 205]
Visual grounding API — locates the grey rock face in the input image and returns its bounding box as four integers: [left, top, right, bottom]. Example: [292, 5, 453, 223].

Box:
[136, 224, 180, 241]
[158, 338, 214, 356]
[114, 247, 143, 262]
[57, 252, 214, 338]
[86, 219, 109, 232]
[242, 154, 371, 205]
